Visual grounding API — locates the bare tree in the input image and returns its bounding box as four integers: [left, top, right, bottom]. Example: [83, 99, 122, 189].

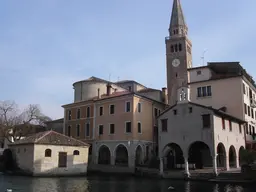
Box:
[0, 100, 52, 143]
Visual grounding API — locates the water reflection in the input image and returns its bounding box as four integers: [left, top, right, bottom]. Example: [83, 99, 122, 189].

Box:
[0, 175, 254, 192]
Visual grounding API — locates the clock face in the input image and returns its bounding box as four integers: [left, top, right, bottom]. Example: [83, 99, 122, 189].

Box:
[172, 59, 180, 67]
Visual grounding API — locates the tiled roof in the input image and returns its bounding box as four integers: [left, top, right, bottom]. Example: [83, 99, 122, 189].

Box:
[9, 130, 89, 147]
[137, 88, 161, 93]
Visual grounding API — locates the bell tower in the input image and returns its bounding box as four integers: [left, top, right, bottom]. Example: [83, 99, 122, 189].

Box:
[165, 0, 192, 106]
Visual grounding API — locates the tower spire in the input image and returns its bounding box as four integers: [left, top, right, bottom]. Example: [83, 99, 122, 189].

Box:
[169, 0, 187, 36]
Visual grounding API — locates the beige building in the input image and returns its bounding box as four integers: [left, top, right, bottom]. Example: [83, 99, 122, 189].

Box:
[158, 86, 246, 176]
[165, 0, 256, 150]
[62, 76, 167, 170]
[9, 130, 90, 176]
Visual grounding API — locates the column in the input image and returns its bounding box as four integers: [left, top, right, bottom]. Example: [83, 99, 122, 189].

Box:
[95, 155, 98, 164]
[236, 156, 240, 168]
[129, 155, 135, 168]
[111, 155, 115, 166]
[225, 155, 230, 171]
[159, 157, 164, 176]
[212, 155, 218, 176]
[184, 157, 190, 178]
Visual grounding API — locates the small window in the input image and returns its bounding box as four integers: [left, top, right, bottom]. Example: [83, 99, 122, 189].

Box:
[173, 109, 177, 115]
[110, 105, 115, 114]
[244, 103, 247, 114]
[77, 109, 81, 119]
[85, 123, 90, 137]
[178, 43, 182, 51]
[99, 125, 104, 135]
[138, 103, 142, 113]
[251, 108, 254, 119]
[197, 70, 201, 75]
[68, 110, 72, 120]
[175, 44, 178, 52]
[76, 124, 80, 137]
[99, 106, 103, 116]
[126, 102, 131, 112]
[126, 122, 132, 133]
[197, 87, 202, 97]
[222, 118, 225, 130]
[243, 83, 246, 94]
[207, 86, 212, 96]
[171, 45, 174, 52]
[45, 149, 52, 157]
[73, 150, 80, 155]
[138, 122, 142, 133]
[110, 124, 115, 134]
[189, 107, 192, 113]
[86, 107, 90, 118]
[239, 124, 242, 134]
[161, 119, 168, 132]
[202, 114, 211, 128]
[67, 125, 71, 136]
[229, 120, 232, 132]
[248, 106, 250, 116]
[154, 108, 158, 117]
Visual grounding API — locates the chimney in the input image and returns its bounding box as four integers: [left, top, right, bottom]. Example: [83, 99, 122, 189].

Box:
[106, 83, 112, 96]
[162, 87, 167, 104]
[97, 88, 101, 99]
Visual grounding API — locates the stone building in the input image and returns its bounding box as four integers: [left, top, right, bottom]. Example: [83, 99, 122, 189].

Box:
[9, 130, 90, 176]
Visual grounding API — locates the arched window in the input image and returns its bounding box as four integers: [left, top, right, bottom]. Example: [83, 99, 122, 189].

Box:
[73, 150, 80, 155]
[45, 149, 52, 157]
[179, 43, 182, 51]
[175, 44, 178, 52]
[86, 107, 90, 118]
[171, 45, 174, 53]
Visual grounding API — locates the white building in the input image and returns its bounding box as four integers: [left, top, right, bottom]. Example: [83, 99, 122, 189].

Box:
[158, 86, 246, 176]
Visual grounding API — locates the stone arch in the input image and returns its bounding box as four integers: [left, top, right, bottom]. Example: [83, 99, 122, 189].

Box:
[188, 141, 212, 169]
[228, 145, 237, 168]
[115, 144, 128, 166]
[238, 146, 245, 166]
[98, 145, 111, 165]
[217, 142, 226, 168]
[162, 143, 184, 170]
[135, 145, 144, 166]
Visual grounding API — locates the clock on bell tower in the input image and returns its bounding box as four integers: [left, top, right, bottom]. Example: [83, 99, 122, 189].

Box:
[165, 0, 193, 106]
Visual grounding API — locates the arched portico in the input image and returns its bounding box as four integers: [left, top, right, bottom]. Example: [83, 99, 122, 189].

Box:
[98, 145, 111, 165]
[162, 143, 184, 170]
[115, 144, 128, 166]
[228, 145, 237, 168]
[238, 146, 245, 167]
[217, 143, 226, 168]
[188, 141, 212, 169]
[135, 145, 144, 166]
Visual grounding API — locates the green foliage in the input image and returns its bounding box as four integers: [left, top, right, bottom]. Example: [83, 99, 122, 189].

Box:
[240, 149, 256, 165]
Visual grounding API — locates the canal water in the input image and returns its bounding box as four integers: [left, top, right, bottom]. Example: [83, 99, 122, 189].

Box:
[0, 175, 255, 192]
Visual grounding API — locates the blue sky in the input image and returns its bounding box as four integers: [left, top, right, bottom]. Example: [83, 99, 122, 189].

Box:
[1, 0, 256, 119]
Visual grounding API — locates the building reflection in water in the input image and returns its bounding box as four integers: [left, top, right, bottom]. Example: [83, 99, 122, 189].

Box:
[184, 181, 190, 192]
[213, 184, 219, 192]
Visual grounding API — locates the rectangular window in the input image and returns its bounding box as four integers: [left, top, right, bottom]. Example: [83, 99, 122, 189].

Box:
[189, 107, 192, 113]
[158, 109, 161, 115]
[126, 102, 131, 112]
[77, 109, 80, 119]
[86, 123, 90, 137]
[110, 124, 115, 134]
[58, 152, 67, 168]
[76, 124, 80, 137]
[202, 114, 211, 128]
[253, 126, 255, 135]
[249, 124, 252, 135]
[248, 106, 250, 116]
[244, 103, 247, 114]
[125, 122, 132, 133]
[252, 109, 254, 119]
[239, 124, 242, 134]
[86, 107, 90, 118]
[173, 109, 177, 115]
[110, 105, 115, 114]
[138, 103, 142, 113]
[207, 86, 212, 96]
[202, 87, 207, 97]
[222, 118, 225, 130]
[68, 110, 72, 120]
[246, 123, 249, 134]
[138, 122, 142, 133]
[197, 87, 202, 97]
[229, 120, 232, 132]
[161, 119, 168, 132]
[243, 83, 246, 94]
[99, 106, 103, 116]
[99, 125, 104, 135]
[154, 108, 158, 117]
